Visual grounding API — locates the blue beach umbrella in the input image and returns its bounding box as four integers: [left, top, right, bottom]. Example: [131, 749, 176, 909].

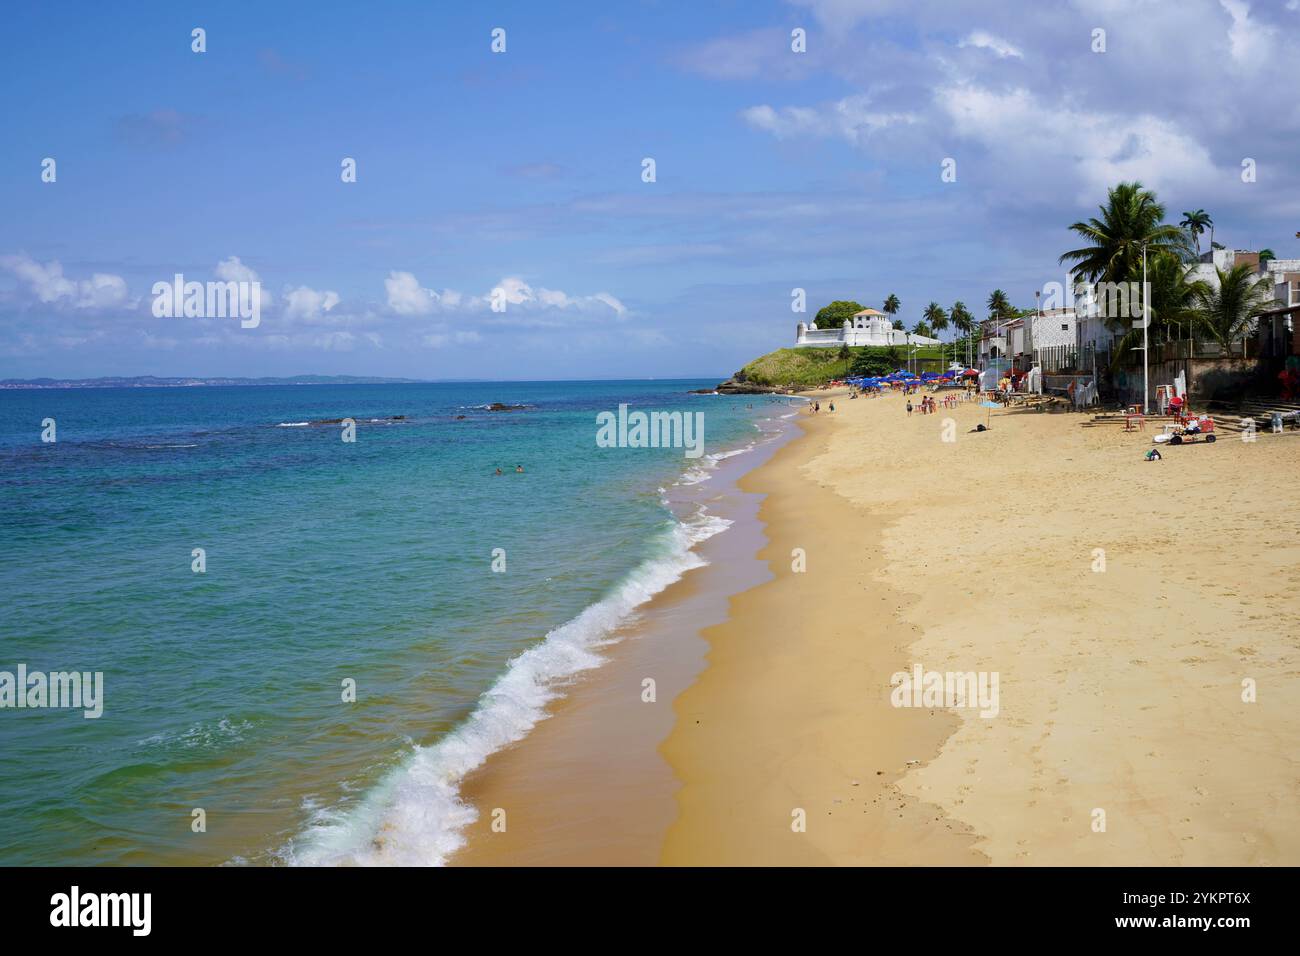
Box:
[979, 399, 1000, 428]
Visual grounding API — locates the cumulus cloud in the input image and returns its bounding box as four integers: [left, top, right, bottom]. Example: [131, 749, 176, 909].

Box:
[936, 84, 1220, 198]
[488, 276, 627, 316]
[379, 270, 457, 316]
[214, 256, 272, 312]
[385, 271, 626, 320]
[283, 285, 341, 320]
[0, 254, 128, 309]
[957, 30, 1023, 58]
[1219, 0, 1277, 67]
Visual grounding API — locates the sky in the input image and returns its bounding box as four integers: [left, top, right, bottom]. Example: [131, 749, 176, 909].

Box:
[2, 0, 1299, 381]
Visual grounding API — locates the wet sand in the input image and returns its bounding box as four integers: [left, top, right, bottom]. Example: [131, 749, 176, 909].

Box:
[452, 416, 793, 864]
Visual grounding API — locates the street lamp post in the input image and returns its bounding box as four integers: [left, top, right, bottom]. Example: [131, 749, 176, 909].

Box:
[1141, 241, 1150, 415]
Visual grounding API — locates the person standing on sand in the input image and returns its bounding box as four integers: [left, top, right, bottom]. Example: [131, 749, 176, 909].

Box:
[906, 400, 913, 416]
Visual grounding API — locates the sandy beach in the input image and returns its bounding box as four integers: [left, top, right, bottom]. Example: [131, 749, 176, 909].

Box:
[662, 389, 1300, 865]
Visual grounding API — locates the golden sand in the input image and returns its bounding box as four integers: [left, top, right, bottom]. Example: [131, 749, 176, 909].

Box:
[662, 389, 1300, 865]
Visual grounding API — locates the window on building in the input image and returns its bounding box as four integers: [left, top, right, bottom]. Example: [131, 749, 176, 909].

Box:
[1290, 280, 1300, 306]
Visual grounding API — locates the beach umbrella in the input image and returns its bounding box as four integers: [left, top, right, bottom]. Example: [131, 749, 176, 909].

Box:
[979, 399, 1000, 429]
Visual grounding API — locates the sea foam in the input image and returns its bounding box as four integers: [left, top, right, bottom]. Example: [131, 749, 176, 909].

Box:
[282, 507, 730, 867]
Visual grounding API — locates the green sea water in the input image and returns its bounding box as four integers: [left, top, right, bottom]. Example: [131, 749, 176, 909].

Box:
[0, 380, 794, 865]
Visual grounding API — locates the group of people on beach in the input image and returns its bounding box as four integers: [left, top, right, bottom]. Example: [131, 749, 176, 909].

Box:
[906, 395, 937, 416]
[807, 401, 835, 414]
[906, 389, 975, 416]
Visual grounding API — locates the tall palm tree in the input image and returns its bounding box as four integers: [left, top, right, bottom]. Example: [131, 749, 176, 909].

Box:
[891, 318, 904, 330]
[950, 301, 974, 366]
[883, 293, 900, 317]
[1179, 209, 1213, 257]
[1060, 182, 1190, 285]
[1195, 263, 1275, 352]
[923, 302, 948, 336]
[987, 289, 1012, 319]
[912, 320, 932, 338]
[1259, 248, 1276, 266]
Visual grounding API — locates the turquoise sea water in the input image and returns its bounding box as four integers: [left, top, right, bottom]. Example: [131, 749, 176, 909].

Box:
[0, 380, 792, 865]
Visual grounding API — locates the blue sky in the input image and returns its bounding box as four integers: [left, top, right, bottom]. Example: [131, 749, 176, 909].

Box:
[3, 0, 1298, 380]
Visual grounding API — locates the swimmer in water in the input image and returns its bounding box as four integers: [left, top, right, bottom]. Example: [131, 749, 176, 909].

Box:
[495, 467, 503, 476]
[516, 464, 524, 473]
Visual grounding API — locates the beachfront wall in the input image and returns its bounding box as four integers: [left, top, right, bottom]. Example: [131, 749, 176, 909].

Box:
[1109, 355, 1262, 406]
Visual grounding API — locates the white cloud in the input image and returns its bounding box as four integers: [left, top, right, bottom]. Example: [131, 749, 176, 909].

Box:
[489, 276, 627, 316]
[0, 254, 129, 309]
[936, 84, 1220, 198]
[386, 271, 626, 320]
[958, 30, 1023, 59]
[741, 94, 917, 144]
[283, 285, 341, 320]
[214, 256, 272, 312]
[1219, 0, 1277, 67]
[384, 270, 452, 315]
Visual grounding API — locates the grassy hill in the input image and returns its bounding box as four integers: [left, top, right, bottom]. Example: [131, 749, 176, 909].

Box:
[733, 345, 951, 390]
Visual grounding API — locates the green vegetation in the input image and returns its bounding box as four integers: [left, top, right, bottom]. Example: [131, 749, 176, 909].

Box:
[736, 346, 949, 389]
[812, 299, 865, 330]
[1064, 181, 1274, 359]
[1195, 262, 1277, 349]
[1060, 181, 1192, 286]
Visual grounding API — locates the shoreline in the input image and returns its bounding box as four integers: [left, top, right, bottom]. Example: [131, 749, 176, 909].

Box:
[660, 391, 984, 864]
[449, 400, 803, 865]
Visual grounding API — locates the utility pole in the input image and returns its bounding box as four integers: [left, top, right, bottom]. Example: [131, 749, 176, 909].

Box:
[1142, 241, 1150, 415]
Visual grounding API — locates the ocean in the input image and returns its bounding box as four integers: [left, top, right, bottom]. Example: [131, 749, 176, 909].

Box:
[0, 380, 799, 865]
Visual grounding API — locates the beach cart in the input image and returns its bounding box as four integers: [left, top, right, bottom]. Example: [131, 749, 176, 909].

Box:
[1153, 416, 1216, 445]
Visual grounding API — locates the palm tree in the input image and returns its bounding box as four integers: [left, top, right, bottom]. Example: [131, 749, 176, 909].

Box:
[1060, 182, 1190, 284]
[883, 293, 901, 317]
[1195, 263, 1275, 352]
[1259, 248, 1276, 266]
[891, 318, 904, 330]
[1179, 209, 1213, 256]
[950, 301, 974, 366]
[923, 302, 948, 336]
[912, 320, 932, 338]
[987, 289, 1012, 319]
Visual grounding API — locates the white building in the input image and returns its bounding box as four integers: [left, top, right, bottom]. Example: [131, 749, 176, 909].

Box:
[795, 308, 940, 348]
[1190, 248, 1300, 307]
[979, 309, 1077, 373]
